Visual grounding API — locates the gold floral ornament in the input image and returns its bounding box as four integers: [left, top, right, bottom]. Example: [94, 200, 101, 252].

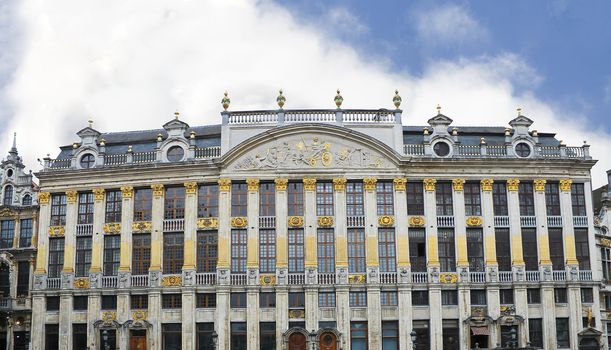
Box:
[507, 179, 520, 191]
[452, 179, 465, 191]
[197, 218, 218, 230]
[74, 278, 89, 289]
[409, 216, 425, 227]
[132, 221, 152, 233]
[423, 178, 437, 191]
[101, 311, 117, 322]
[120, 186, 134, 199]
[246, 178, 260, 191]
[559, 179, 572, 192]
[274, 178, 288, 191]
[534, 179, 547, 192]
[440, 273, 458, 284]
[184, 182, 198, 195]
[66, 190, 78, 204]
[288, 216, 304, 227]
[480, 179, 494, 192]
[161, 275, 182, 287]
[260, 275, 276, 286]
[276, 89, 286, 108]
[231, 217, 248, 228]
[48, 226, 65, 237]
[218, 178, 231, 192]
[132, 310, 147, 321]
[93, 188, 105, 201]
[333, 178, 347, 191]
[348, 274, 366, 284]
[104, 223, 121, 234]
[221, 91, 230, 111]
[378, 215, 395, 227]
[38, 192, 50, 205]
[303, 178, 317, 191]
[466, 217, 483, 227]
[601, 238, 611, 248]
[151, 184, 164, 198]
[393, 90, 402, 109]
[318, 216, 334, 227]
[393, 178, 407, 191]
[363, 177, 377, 191]
[334, 89, 343, 108]
[289, 309, 305, 319]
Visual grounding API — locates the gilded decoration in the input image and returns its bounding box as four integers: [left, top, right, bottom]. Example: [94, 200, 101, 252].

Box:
[151, 184, 164, 197]
[101, 311, 117, 322]
[103, 223, 121, 234]
[218, 179, 231, 191]
[184, 182, 198, 195]
[423, 178, 437, 191]
[260, 275, 276, 286]
[161, 275, 182, 287]
[559, 179, 573, 192]
[231, 217, 248, 228]
[318, 216, 334, 228]
[93, 188, 105, 201]
[409, 216, 425, 227]
[363, 177, 377, 191]
[232, 136, 388, 170]
[66, 190, 78, 204]
[74, 278, 89, 289]
[533, 179, 547, 192]
[120, 186, 134, 199]
[289, 309, 305, 319]
[440, 273, 458, 284]
[246, 178, 260, 191]
[466, 217, 483, 227]
[132, 310, 147, 321]
[480, 179, 494, 192]
[349, 274, 366, 284]
[38, 192, 50, 204]
[471, 306, 487, 317]
[303, 178, 317, 191]
[0, 208, 17, 218]
[132, 221, 152, 233]
[600, 238, 611, 248]
[452, 179, 465, 191]
[197, 218, 218, 230]
[274, 178, 288, 191]
[507, 179, 520, 191]
[332, 178, 347, 191]
[288, 216, 304, 227]
[48, 226, 65, 237]
[393, 178, 407, 191]
[378, 215, 395, 227]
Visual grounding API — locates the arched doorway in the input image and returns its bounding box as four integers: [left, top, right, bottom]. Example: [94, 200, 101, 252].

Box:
[319, 332, 337, 350]
[579, 338, 599, 350]
[288, 332, 307, 350]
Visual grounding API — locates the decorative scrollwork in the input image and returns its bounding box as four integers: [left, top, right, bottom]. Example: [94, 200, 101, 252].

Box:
[132, 310, 147, 321]
[274, 178, 288, 191]
[259, 274, 276, 286]
[363, 177, 377, 191]
[48, 226, 65, 237]
[423, 179, 437, 191]
[559, 179, 572, 192]
[409, 216, 425, 227]
[440, 273, 458, 284]
[393, 178, 407, 191]
[231, 217, 248, 228]
[303, 178, 317, 191]
[38, 192, 50, 204]
[132, 221, 152, 233]
[534, 179, 547, 192]
[506, 179, 520, 191]
[348, 274, 366, 284]
[218, 179, 231, 191]
[378, 215, 394, 227]
[317, 216, 334, 227]
[288, 216, 304, 227]
[184, 182, 198, 194]
[197, 217, 218, 230]
[151, 184, 164, 197]
[74, 278, 89, 289]
[104, 223, 121, 234]
[480, 179, 494, 192]
[466, 217, 483, 227]
[161, 275, 182, 287]
[452, 179, 465, 191]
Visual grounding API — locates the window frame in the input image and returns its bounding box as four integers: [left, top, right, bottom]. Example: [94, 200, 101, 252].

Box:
[164, 187, 185, 220]
[230, 229, 247, 273]
[463, 182, 482, 216]
[287, 182, 304, 216]
[131, 233, 151, 275]
[197, 230, 218, 273]
[259, 182, 275, 217]
[77, 192, 94, 225]
[317, 228, 335, 273]
[518, 182, 535, 216]
[376, 181, 394, 215]
[50, 194, 67, 226]
[163, 232, 184, 274]
[231, 183, 248, 217]
[316, 182, 334, 216]
[378, 228, 397, 272]
[348, 228, 366, 273]
[346, 181, 364, 216]
[288, 228, 304, 273]
[259, 229, 276, 274]
[75, 236, 92, 277]
[198, 183, 219, 218]
[133, 188, 152, 221]
[104, 190, 122, 223]
[103, 235, 121, 276]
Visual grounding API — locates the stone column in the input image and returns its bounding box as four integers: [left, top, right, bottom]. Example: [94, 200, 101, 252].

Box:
[217, 179, 231, 283]
[89, 188, 106, 283]
[397, 286, 412, 350]
[275, 286, 289, 350]
[423, 179, 439, 267]
[533, 179, 552, 267]
[183, 182, 198, 288]
[335, 286, 350, 350]
[452, 179, 469, 275]
[246, 178, 260, 285]
[182, 290, 196, 349]
[117, 290, 130, 350]
[429, 288, 443, 349]
[481, 179, 497, 270]
[247, 287, 260, 349]
[333, 178, 348, 283]
[367, 286, 382, 349]
[148, 291, 162, 350]
[31, 295, 45, 350]
[275, 179, 289, 285]
[87, 292, 101, 349]
[303, 178, 317, 278]
[393, 178, 410, 282]
[149, 184, 164, 285]
[487, 288, 501, 346]
[506, 179, 525, 279]
[559, 179, 579, 268]
[216, 288, 231, 350]
[118, 186, 134, 286]
[363, 177, 379, 281]
[34, 192, 51, 275]
[541, 286, 556, 350]
[514, 287, 529, 346]
[61, 190, 78, 288]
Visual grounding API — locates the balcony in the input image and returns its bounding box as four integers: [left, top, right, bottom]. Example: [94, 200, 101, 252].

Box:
[75, 224, 93, 236]
[411, 272, 428, 284]
[498, 271, 513, 283]
[402, 143, 590, 160]
[470, 271, 486, 283]
[195, 272, 217, 285]
[547, 216, 563, 228]
[520, 216, 536, 227]
[526, 271, 540, 282]
[47, 278, 61, 289]
[259, 216, 276, 229]
[288, 273, 305, 285]
[437, 216, 455, 228]
[494, 216, 510, 228]
[379, 272, 398, 284]
[230, 274, 247, 286]
[552, 270, 566, 281]
[101, 276, 118, 288]
[163, 219, 184, 232]
[0, 298, 9, 309]
[347, 216, 365, 228]
[579, 270, 593, 281]
[318, 273, 336, 285]
[573, 216, 588, 227]
[131, 274, 149, 287]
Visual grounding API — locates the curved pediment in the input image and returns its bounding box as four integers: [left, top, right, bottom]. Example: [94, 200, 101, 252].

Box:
[223, 124, 401, 171]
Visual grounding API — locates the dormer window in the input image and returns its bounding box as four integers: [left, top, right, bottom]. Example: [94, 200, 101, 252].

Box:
[2, 186, 12, 205]
[167, 146, 185, 162]
[433, 141, 450, 157]
[515, 143, 531, 158]
[5, 169, 13, 178]
[80, 154, 96, 169]
[22, 194, 32, 206]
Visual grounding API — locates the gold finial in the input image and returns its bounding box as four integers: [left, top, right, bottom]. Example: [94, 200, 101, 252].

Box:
[334, 89, 344, 108]
[157, 133, 163, 142]
[480, 137, 486, 145]
[517, 107, 522, 116]
[88, 118, 93, 128]
[99, 138, 106, 146]
[276, 89, 286, 108]
[393, 90, 402, 108]
[504, 128, 511, 136]
[128, 145, 133, 152]
[436, 104, 441, 115]
[221, 91, 231, 111]
[190, 131, 196, 139]
[174, 110, 180, 119]
[452, 127, 458, 136]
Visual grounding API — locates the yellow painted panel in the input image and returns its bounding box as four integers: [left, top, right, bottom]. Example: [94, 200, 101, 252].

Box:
[564, 234, 578, 264]
[62, 244, 75, 272]
[511, 233, 524, 265]
[149, 239, 162, 270]
[485, 234, 497, 264]
[119, 241, 131, 271]
[427, 234, 440, 265]
[183, 239, 196, 269]
[396, 233, 410, 266]
[276, 235, 288, 268]
[217, 235, 229, 268]
[247, 236, 259, 268]
[538, 232, 551, 263]
[335, 235, 348, 266]
[366, 235, 379, 267]
[305, 235, 317, 267]
[35, 243, 47, 273]
[456, 234, 469, 265]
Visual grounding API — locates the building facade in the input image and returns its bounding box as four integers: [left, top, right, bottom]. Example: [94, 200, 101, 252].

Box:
[595, 170, 611, 348]
[0, 134, 39, 349]
[31, 93, 602, 350]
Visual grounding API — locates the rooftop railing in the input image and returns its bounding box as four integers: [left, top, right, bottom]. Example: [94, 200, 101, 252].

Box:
[226, 109, 400, 125]
[402, 142, 590, 160]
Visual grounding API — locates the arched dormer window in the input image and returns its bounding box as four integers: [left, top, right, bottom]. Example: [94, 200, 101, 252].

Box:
[22, 194, 32, 206]
[2, 186, 13, 206]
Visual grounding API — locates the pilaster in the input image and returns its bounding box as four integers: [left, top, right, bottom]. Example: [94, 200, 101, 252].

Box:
[90, 188, 106, 276]
[216, 288, 231, 350]
[335, 286, 350, 350]
[182, 289, 196, 349]
[507, 179, 525, 279]
[31, 295, 45, 350]
[276, 286, 289, 350]
[246, 178, 260, 282]
[217, 179, 231, 272]
[87, 292, 101, 349]
[541, 286, 556, 350]
[559, 179, 578, 265]
[303, 178, 317, 270]
[533, 179, 552, 265]
[183, 182, 198, 271]
[363, 177, 379, 281]
[149, 291, 162, 349]
[487, 288, 501, 345]
[117, 290, 130, 350]
[429, 288, 443, 349]
[305, 287, 318, 331]
[481, 179, 497, 266]
[452, 179, 469, 270]
[366, 286, 382, 349]
[34, 192, 51, 274]
[568, 285, 582, 350]
[149, 184, 164, 276]
[247, 288, 260, 349]
[394, 178, 410, 273]
[515, 287, 529, 345]
[333, 178, 348, 269]
[275, 179, 288, 272]
[397, 286, 412, 350]
[62, 190, 78, 278]
[423, 179, 439, 267]
[458, 286, 470, 349]
[118, 186, 133, 286]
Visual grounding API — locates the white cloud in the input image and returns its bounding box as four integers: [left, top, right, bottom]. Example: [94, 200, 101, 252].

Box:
[0, 0, 608, 187]
[413, 4, 488, 48]
[326, 7, 368, 36]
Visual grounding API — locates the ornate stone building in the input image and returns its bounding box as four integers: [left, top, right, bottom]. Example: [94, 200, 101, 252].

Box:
[595, 170, 611, 349]
[31, 92, 601, 350]
[0, 134, 39, 349]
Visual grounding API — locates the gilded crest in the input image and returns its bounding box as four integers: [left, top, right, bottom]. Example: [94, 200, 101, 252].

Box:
[132, 221, 152, 233]
[259, 275, 276, 286]
[132, 310, 147, 321]
[378, 215, 395, 227]
[197, 217, 218, 230]
[101, 311, 117, 322]
[348, 274, 366, 284]
[161, 275, 182, 287]
[48, 226, 65, 237]
[104, 223, 121, 234]
[466, 217, 483, 227]
[288, 216, 304, 227]
[231, 217, 248, 228]
[440, 273, 458, 284]
[289, 309, 305, 319]
[409, 216, 425, 227]
[318, 216, 334, 227]
[74, 278, 89, 289]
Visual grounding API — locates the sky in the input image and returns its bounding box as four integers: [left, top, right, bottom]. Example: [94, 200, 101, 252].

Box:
[0, 0, 609, 186]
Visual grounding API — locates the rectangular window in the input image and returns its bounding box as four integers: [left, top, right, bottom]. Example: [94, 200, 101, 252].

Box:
[412, 291, 429, 306]
[464, 182, 481, 216]
[75, 236, 92, 277]
[50, 194, 67, 226]
[288, 228, 304, 273]
[492, 182, 509, 216]
[495, 228, 511, 271]
[132, 233, 151, 275]
[259, 292, 276, 308]
[382, 321, 399, 350]
[545, 182, 561, 216]
[348, 228, 366, 273]
[101, 295, 117, 310]
[442, 320, 459, 350]
[259, 229, 276, 274]
[436, 182, 453, 216]
[231, 293, 246, 308]
[197, 323, 216, 350]
[162, 324, 182, 350]
[575, 229, 591, 270]
[164, 187, 185, 220]
[380, 291, 398, 306]
[527, 289, 541, 304]
[571, 183, 587, 216]
[556, 318, 570, 348]
[48, 237, 64, 278]
[549, 229, 564, 270]
[77, 192, 94, 224]
[317, 228, 335, 273]
[470, 290, 486, 306]
[46, 296, 60, 311]
[163, 232, 184, 274]
[521, 228, 538, 271]
[231, 183, 247, 217]
[438, 229, 456, 272]
[412, 320, 430, 350]
[555, 288, 567, 303]
[131, 295, 148, 309]
[0, 220, 14, 248]
[376, 181, 394, 215]
[19, 218, 32, 247]
[198, 183, 219, 217]
[230, 322, 247, 350]
[441, 290, 458, 305]
[45, 324, 59, 350]
[73, 296, 88, 311]
[346, 181, 364, 216]
[378, 228, 396, 272]
[350, 322, 368, 350]
[500, 289, 514, 304]
[259, 182, 275, 216]
[133, 188, 152, 221]
[581, 288, 594, 303]
[528, 319, 543, 349]
[197, 231, 217, 273]
[103, 235, 120, 276]
[466, 229, 484, 272]
[519, 182, 535, 216]
[316, 182, 334, 216]
[349, 291, 367, 307]
[260, 322, 276, 350]
[603, 247, 611, 281]
[162, 294, 182, 309]
[319, 292, 336, 307]
[287, 182, 304, 216]
[17, 261, 30, 296]
[196, 293, 216, 308]
[289, 292, 305, 308]
[231, 229, 247, 273]
[105, 190, 122, 223]
[407, 181, 424, 215]
[409, 229, 426, 272]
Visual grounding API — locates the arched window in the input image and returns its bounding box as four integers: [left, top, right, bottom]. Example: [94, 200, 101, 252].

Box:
[3, 185, 13, 205]
[22, 194, 32, 206]
[0, 263, 9, 297]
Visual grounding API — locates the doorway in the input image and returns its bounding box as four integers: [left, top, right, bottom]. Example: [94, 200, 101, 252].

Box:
[470, 335, 488, 349]
[288, 332, 307, 350]
[319, 332, 337, 350]
[130, 330, 147, 350]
